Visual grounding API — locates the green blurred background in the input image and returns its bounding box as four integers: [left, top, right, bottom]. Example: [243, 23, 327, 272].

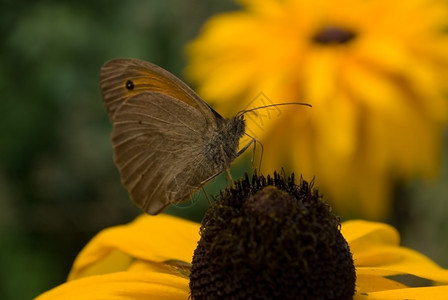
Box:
[1, 1, 447, 299]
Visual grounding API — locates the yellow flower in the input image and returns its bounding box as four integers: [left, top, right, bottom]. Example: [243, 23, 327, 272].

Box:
[36, 215, 448, 299]
[35, 215, 198, 300]
[186, 0, 448, 218]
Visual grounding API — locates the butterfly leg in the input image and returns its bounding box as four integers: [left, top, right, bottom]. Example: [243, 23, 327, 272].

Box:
[201, 187, 212, 205]
[200, 171, 222, 186]
[239, 134, 264, 173]
[225, 169, 235, 187]
[199, 168, 235, 189]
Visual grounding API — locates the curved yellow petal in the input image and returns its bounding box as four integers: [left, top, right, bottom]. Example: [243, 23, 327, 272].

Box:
[342, 220, 448, 284]
[36, 271, 189, 300]
[69, 215, 199, 280]
[356, 274, 407, 293]
[355, 285, 448, 300]
[355, 245, 448, 283]
[341, 220, 400, 246]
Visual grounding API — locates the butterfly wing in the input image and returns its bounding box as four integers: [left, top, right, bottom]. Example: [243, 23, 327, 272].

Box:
[112, 91, 215, 214]
[100, 58, 223, 214]
[100, 58, 222, 124]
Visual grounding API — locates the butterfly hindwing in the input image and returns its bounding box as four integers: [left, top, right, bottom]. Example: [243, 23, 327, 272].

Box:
[112, 91, 219, 214]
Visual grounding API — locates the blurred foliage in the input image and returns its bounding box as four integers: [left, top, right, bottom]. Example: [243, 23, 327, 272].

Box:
[0, 1, 238, 299]
[0, 1, 447, 300]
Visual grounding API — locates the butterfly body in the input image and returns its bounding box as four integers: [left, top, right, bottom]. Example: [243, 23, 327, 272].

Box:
[202, 115, 246, 171]
[100, 58, 246, 214]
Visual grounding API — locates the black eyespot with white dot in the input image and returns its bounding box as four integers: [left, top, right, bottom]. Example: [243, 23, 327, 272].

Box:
[126, 80, 134, 90]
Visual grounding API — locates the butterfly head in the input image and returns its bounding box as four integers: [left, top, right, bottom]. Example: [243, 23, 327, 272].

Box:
[228, 115, 246, 141]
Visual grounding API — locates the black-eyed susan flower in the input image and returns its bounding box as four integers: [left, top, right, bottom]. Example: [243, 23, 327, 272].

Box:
[186, 0, 448, 219]
[36, 174, 448, 299]
[189, 173, 356, 299]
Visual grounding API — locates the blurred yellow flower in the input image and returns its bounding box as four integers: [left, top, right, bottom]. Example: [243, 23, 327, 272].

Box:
[186, 0, 448, 218]
[36, 215, 448, 299]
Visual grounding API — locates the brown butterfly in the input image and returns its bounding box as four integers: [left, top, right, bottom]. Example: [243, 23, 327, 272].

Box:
[100, 58, 248, 215]
[100, 58, 311, 215]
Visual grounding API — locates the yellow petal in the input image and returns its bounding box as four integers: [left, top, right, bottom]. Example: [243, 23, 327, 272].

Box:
[356, 274, 407, 293]
[342, 221, 448, 284]
[69, 215, 199, 280]
[355, 285, 448, 300]
[355, 245, 448, 283]
[341, 220, 400, 246]
[302, 48, 338, 107]
[36, 271, 189, 300]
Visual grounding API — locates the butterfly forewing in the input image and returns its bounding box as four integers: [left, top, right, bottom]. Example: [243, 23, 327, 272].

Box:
[100, 58, 218, 123]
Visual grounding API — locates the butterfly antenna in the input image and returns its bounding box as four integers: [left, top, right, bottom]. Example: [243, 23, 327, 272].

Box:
[236, 102, 312, 117]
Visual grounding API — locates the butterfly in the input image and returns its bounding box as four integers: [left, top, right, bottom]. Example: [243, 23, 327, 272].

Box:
[100, 58, 249, 215]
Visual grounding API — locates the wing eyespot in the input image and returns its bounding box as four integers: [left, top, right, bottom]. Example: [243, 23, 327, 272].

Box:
[126, 80, 135, 90]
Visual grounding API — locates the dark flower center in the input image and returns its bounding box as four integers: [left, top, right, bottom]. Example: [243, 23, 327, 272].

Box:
[312, 25, 357, 45]
[189, 172, 356, 300]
